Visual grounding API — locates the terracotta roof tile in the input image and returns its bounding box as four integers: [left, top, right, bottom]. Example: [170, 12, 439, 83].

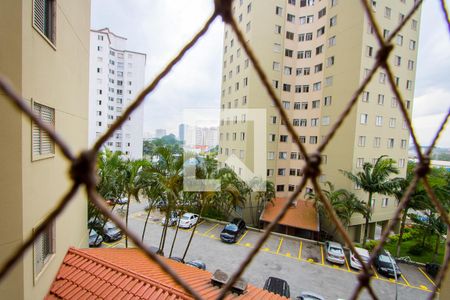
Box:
[260, 198, 319, 232]
[46, 247, 287, 300]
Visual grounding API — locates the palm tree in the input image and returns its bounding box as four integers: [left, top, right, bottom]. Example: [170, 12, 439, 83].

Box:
[307, 182, 368, 239]
[122, 159, 150, 247]
[340, 155, 401, 246]
[253, 180, 276, 227]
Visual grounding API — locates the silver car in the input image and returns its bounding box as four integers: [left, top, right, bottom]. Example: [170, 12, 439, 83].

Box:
[350, 247, 370, 270]
[325, 241, 345, 265]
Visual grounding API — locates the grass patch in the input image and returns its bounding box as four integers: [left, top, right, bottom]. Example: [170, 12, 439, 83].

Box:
[384, 236, 445, 264]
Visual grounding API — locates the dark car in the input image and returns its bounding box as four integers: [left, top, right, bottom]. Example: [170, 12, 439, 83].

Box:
[88, 230, 103, 247]
[102, 222, 122, 242]
[263, 277, 290, 298]
[374, 249, 401, 278]
[186, 260, 206, 270]
[220, 218, 246, 243]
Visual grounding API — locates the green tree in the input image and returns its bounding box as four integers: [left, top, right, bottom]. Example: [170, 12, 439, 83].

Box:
[340, 155, 402, 246]
[249, 178, 275, 226]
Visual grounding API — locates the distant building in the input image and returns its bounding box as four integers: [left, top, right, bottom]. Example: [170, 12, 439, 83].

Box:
[182, 125, 219, 151]
[155, 128, 167, 138]
[0, 1, 89, 298]
[88, 28, 146, 159]
[179, 124, 186, 142]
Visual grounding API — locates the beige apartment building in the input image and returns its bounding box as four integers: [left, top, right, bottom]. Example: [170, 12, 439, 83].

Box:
[218, 0, 420, 242]
[0, 0, 90, 299]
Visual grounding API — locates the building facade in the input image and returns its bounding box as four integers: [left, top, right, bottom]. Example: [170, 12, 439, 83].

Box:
[0, 0, 90, 298]
[89, 28, 146, 159]
[218, 0, 420, 241]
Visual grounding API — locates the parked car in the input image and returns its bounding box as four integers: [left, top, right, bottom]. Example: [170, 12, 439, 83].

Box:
[186, 260, 206, 270]
[161, 211, 179, 226]
[374, 249, 401, 278]
[156, 199, 168, 210]
[296, 291, 324, 300]
[263, 277, 290, 298]
[349, 247, 370, 270]
[220, 218, 246, 243]
[325, 241, 345, 265]
[102, 222, 122, 242]
[88, 230, 103, 247]
[115, 197, 128, 205]
[169, 257, 184, 263]
[425, 263, 440, 278]
[178, 213, 199, 229]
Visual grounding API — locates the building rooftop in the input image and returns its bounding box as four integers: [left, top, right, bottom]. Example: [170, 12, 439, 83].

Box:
[260, 198, 319, 232]
[46, 247, 287, 299]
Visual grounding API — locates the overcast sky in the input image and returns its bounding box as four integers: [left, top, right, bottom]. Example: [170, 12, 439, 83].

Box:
[91, 0, 449, 147]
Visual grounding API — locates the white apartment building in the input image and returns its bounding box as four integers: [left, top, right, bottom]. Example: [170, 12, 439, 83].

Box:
[89, 28, 146, 159]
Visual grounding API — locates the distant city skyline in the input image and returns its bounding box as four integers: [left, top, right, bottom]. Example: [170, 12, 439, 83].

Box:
[91, 0, 450, 147]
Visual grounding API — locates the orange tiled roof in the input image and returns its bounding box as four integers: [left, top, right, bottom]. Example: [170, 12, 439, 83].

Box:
[260, 198, 319, 232]
[46, 247, 287, 300]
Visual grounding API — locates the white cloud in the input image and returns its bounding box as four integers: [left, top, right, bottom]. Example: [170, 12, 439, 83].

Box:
[412, 113, 450, 147]
[413, 88, 450, 118]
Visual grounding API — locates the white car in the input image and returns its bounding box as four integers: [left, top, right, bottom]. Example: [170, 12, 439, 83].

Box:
[325, 241, 345, 265]
[350, 247, 370, 270]
[178, 213, 199, 229]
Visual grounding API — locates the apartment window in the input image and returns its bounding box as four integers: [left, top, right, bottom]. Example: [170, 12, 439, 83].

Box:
[316, 45, 324, 55]
[399, 13, 405, 23]
[270, 116, 277, 124]
[329, 16, 337, 27]
[33, 0, 56, 44]
[378, 94, 385, 105]
[379, 72, 386, 84]
[282, 101, 290, 109]
[287, 14, 295, 23]
[284, 48, 294, 58]
[375, 115, 383, 126]
[358, 136, 366, 147]
[289, 0, 296, 5]
[366, 46, 373, 57]
[308, 136, 317, 144]
[32, 102, 55, 158]
[330, 0, 338, 7]
[322, 116, 330, 126]
[394, 55, 401, 66]
[328, 36, 336, 47]
[268, 152, 275, 160]
[276, 185, 285, 192]
[374, 137, 381, 148]
[280, 135, 288, 143]
[318, 7, 327, 18]
[284, 66, 292, 75]
[325, 76, 333, 86]
[246, 22, 251, 32]
[240, 132, 246, 141]
[278, 168, 286, 176]
[243, 77, 248, 86]
[324, 96, 332, 106]
[34, 221, 56, 276]
[397, 35, 403, 46]
[279, 152, 288, 160]
[406, 80, 413, 90]
[275, 25, 282, 34]
[273, 80, 279, 89]
[382, 198, 389, 207]
[269, 134, 276, 142]
[311, 118, 319, 127]
[267, 169, 274, 176]
[385, 7, 391, 18]
[286, 31, 294, 40]
[357, 158, 364, 168]
[362, 91, 370, 102]
[326, 56, 335, 67]
[306, 32, 313, 40]
[383, 29, 390, 39]
[360, 113, 368, 124]
[242, 96, 247, 105]
[389, 118, 396, 128]
[283, 84, 291, 92]
[290, 152, 298, 160]
[298, 34, 305, 42]
[391, 97, 398, 108]
[275, 6, 283, 16]
[387, 138, 395, 148]
[299, 136, 306, 144]
[312, 82, 321, 91]
[314, 64, 323, 73]
[411, 19, 418, 31]
[401, 139, 407, 149]
[312, 100, 320, 108]
[408, 60, 415, 70]
[409, 40, 416, 50]
[317, 26, 325, 37]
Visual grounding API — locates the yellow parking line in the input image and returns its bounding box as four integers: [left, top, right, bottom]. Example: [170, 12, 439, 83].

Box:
[320, 245, 324, 265]
[276, 238, 283, 254]
[202, 223, 218, 236]
[237, 230, 249, 244]
[344, 255, 350, 272]
[418, 267, 436, 287]
[298, 241, 303, 260]
[372, 266, 379, 279]
[401, 274, 411, 287]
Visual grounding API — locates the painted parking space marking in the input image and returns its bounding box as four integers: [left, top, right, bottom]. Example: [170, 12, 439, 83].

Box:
[344, 255, 351, 272]
[418, 267, 436, 287]
[236, 230, 248, 245]
[276, 238, 283, 254]
[202, 223, 218, 236]
[372, 266, 379, 279]
[320, 245, 324, 265]
[401, 274, 411, 287]
[298, 241, 303, 260]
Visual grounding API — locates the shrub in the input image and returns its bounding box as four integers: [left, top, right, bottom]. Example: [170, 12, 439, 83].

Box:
[408, 243, 425, 255]
[364, 240, 379, 251]
[389, 234, 399, 243]
[402, 232, 413, 241]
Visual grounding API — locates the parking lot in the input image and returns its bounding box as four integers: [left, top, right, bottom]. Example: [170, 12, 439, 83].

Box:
[99, 207, 439, 299]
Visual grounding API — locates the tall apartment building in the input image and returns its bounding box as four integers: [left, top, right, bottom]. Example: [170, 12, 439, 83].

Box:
[218, 0, 420, 241]
[89, 28, 146, 159]
[0, 0, 89, 298]
[181, 124, 219, 150]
